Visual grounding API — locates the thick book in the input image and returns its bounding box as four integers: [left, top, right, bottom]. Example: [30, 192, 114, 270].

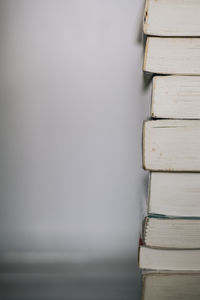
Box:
[144, 37, 200, 75]
[148, 172, 200, 217]
[143, 120, 200, 171]
[152, 76, 200, 119]
[143, 217, 200, 249]
[143, 0, 200, 37]
[142, 273, 200, 300]
[139, 246, 200, 271]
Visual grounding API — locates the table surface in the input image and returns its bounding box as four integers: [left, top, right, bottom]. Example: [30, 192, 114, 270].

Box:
[0, 261, 141, 300]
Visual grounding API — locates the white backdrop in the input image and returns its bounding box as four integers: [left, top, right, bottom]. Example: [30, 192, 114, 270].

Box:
[0, 0, 150, 259]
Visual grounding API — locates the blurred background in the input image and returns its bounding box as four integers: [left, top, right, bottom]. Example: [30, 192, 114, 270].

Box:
[0, 0, 150, 299]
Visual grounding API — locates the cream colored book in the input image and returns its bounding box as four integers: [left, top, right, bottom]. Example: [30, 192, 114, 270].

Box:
[143, 120, 200, 171]
[142, 273, 200, 300]
[144, 0, 200, 36]
[149, 173, 200, 217]
[152, 76, 200, 119]
[144, 37, 200, 75]
[139, 246, 200, 271]
[144, 217, 200, 249]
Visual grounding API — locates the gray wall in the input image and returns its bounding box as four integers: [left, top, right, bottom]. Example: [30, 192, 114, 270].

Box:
[0, 0, 150, 259]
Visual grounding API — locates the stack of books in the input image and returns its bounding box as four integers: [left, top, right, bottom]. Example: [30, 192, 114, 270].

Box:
[139, 0, 200, 299]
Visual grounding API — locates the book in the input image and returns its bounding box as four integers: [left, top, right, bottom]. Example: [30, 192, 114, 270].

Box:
[143, 217, 200, 249]
[143, 120, 200, 171]
[144, 37, 200, 75]
[148, 172, 200, 217]
[142, 273, 200, 300]
[140, 1, 200, 296]
[143, 0, 200, 37]
[152, 76, 200, 119]
[139, 246, 200, 271]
